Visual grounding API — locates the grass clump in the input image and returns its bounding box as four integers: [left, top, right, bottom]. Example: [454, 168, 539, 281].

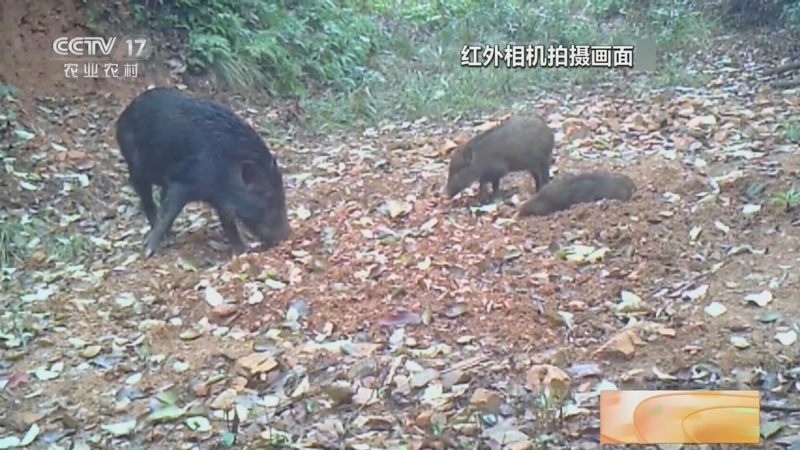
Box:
[303, 0, 718, 130]
[771, 188, 800, 211]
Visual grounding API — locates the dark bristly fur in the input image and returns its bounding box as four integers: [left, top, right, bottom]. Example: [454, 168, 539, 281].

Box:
[445, 116, 555, 202]
[116, 87, 291, 258]
[518, 171, 636, 217]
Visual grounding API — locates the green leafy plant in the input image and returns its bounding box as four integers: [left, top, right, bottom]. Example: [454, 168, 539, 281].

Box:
[770, 188, 800, 211]
[130, 0, 385, 95]
[778, 123, 800, 144]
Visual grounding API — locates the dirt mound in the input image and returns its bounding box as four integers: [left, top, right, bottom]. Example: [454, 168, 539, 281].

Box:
[0, 0, 155, 113]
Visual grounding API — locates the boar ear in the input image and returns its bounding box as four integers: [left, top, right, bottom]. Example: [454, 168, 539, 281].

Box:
[240, 160, 260, 187]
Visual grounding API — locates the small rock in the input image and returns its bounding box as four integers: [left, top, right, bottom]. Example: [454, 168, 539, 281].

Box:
[453, 422, 480, 436]
[353, 387, 379, 406]
[410, 368, 440, 388]
[322, 381, 355, 405]
[361, 375, 380, 389]
[457, 335, 476, 344]
[415, 410, 434, 428]
[212, 304, 238, 317]
[191, 381, 209, 397]
[442, 369, 470, 390]
[231, 376, 248, 392]
[469, 388, 503, 414]
[505, 441, 532, 450]
[236, 353, 278, 376]
[209, 388, 237, 409]
[354, 415, 394, 431]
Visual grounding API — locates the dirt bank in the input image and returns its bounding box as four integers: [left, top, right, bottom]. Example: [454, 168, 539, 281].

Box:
[0, 0, 155, 113]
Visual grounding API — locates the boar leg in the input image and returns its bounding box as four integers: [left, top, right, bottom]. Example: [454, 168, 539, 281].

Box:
[477, 178, 502, 203]
[490, 179, 501, 198]
[477, 181, 491, 203]
[539, 161, 551, 188]
[530, 162, 551, 192]
[529, 170, 543, 192]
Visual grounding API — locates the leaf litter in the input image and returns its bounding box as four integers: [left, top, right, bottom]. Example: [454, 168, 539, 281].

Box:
[4, 43, 800, 450]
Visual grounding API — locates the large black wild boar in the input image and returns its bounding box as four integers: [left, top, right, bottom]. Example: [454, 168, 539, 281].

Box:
[116, 88, 291, 258]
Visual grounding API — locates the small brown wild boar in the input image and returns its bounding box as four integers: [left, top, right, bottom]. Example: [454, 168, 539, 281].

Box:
[517, 171, 636, 217]
[445, 116, 555, 202]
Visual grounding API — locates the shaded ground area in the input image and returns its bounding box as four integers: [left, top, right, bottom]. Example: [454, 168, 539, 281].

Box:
[3, 3, 800, 449]
[0, 0, 156, 105]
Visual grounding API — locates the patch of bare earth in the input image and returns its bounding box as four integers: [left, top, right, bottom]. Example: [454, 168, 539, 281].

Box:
[3, 26, 800, 450]
[0, 0, 156, 114]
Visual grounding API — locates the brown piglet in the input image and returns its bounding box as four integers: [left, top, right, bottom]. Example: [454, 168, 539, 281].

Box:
[517, 171, 636, 217]
[445, 116, 555, 202]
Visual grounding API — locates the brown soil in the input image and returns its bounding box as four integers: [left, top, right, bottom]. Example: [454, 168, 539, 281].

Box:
[0, 0, 154, 112]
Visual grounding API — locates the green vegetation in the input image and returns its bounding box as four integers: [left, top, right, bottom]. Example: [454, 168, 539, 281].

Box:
[117, 0, 748, 130]
[0, 93, 97, 272]
[0, 206, 96, 271]
[771, 188, 800, 211]
[81, 0, 796, 130]
[778, 121, 800, 144]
